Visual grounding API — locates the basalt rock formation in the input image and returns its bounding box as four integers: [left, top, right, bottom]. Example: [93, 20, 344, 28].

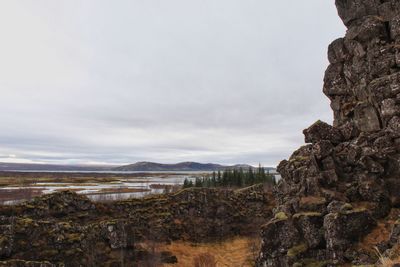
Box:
[257, 1, 400, 266]
[0, 185, 273, 266]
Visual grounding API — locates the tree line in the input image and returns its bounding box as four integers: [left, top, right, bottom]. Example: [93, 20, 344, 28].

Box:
[182, 165, 276, 189]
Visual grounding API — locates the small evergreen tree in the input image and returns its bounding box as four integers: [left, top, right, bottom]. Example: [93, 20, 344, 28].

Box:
[211, 171, 216, 187]
[195, 177, 203, 187]
[183, 178, 190, 188]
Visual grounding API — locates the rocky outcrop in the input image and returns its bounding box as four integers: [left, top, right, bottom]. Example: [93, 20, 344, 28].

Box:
[0, 260, 57, 267]
[257, 0, 400, 266]
[0, 185, 273, 266]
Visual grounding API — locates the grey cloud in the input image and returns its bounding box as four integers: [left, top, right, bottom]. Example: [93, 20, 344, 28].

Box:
[0, 0, 345, 166]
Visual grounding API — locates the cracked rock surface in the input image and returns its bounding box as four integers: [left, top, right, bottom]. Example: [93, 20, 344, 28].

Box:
[257, 0, 400, 266]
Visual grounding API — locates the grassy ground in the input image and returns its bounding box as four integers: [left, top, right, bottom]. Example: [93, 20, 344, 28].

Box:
[0, 171, 200, 187]
[0, 172, 191, 203]
[158, 236, 260, 267]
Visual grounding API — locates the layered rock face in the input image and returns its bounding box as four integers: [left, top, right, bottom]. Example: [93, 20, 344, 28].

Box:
[0, 185, 273, 266]
[257, 0, 400, 266]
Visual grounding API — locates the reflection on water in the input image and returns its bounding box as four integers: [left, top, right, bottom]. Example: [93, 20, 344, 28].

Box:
[86, 189, 165, 202]
[0, 172, 278, 205]
[0, 174, 197, 205]
[2, 199, 24, 205]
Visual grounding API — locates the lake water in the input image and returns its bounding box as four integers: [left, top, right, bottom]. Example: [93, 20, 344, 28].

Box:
[0, 173, 200, 205]
[0, 170, 279, 205]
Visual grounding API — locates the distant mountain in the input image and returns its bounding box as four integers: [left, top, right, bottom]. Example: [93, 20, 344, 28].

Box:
[113, 161, 275, 172]
[0, 161, 276, 173]
[0, 162, 116, 172]
[113, 161, 223, 172]
[228, 164, 255, 169]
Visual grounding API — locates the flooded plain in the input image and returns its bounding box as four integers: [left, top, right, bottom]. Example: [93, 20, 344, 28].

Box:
[0, 171, 201, 205]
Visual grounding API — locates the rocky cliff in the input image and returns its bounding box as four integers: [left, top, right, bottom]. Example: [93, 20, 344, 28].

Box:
[0, 185, 273, 266]
[257, 1, 400, 266]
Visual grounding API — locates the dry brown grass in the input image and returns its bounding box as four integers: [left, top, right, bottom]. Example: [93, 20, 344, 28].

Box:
[358, 208, 400, 254]
[377, 257, 400, 267]
[299, 196, 326, 205]
[358, 222, 392, 254]
[193, 253, 217, 267]
[356, 208, 400, 266]
[160, 236, 260, 267]
[376, 245, 400, 267]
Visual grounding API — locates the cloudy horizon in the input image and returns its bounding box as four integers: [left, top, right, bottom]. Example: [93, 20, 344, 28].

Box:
[0, 1, 346, 167]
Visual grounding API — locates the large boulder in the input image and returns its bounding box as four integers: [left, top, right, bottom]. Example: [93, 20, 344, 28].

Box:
[258, 213, 301, 266]
[303, 121, 343, 145]
[335, 0, 381, 27]
[324, 208, 376, 260]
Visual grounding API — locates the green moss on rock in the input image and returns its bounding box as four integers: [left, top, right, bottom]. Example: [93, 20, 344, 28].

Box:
[274, 211, 288, 220]
[341, 203, 353, 211]
[65, 233, 82, 242]
[293, 212, 322, 219]
[341, 207, 367, 215]
[287, 243, 308, 258]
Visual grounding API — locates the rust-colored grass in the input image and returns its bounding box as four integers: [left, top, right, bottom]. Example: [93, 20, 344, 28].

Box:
[160, 236, 260, 267]
[358, 221, 392, 254]
[299, 196, 325, 206]
[358, 208, 400, 254]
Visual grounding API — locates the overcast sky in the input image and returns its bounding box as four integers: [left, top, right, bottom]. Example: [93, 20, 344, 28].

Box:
[0, 1, 346, 166]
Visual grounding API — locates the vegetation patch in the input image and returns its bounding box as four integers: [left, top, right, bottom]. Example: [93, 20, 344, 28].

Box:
[295, 258, 330, 267]
[293, 212, 322, 219]
[274, 211, 288, 220]
[183, 166, 276, 189]
[158, 236, 260, 267]
[287, 243, 308, 258]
